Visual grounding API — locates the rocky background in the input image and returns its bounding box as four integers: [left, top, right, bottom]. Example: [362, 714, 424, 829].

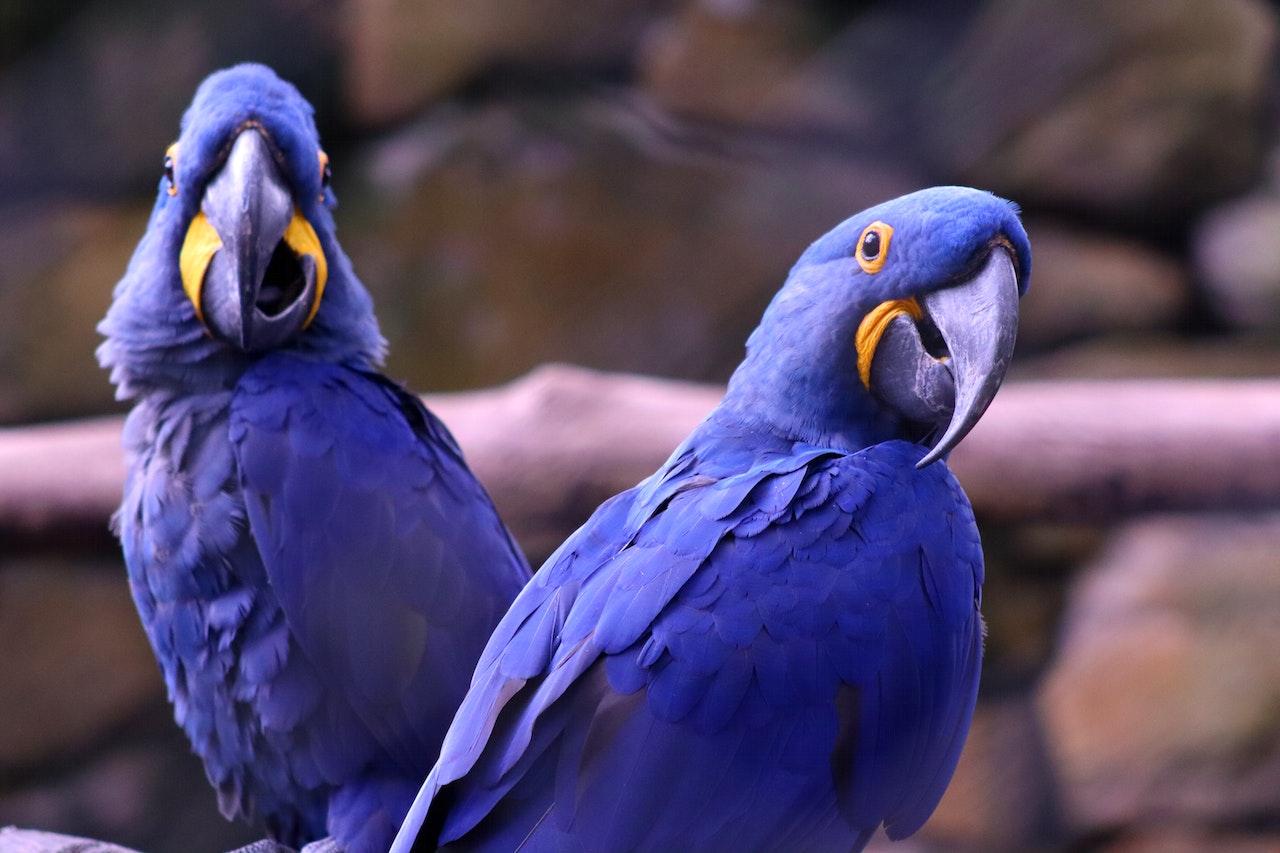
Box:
[2, 1, 1280, 851]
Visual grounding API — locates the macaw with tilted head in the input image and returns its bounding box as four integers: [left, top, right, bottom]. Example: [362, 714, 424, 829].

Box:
[98, 64, 530, 853]
[391, 186, 1029, 853]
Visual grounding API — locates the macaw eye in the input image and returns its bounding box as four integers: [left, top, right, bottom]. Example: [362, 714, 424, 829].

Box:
[318, 149, 331, 188]
[164, 142, 179, 197]
[861, 231, 881, 259]
[856, 221, 894, 274]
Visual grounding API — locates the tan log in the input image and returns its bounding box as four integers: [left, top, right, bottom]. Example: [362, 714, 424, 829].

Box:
[2, 366, 1279, 558]
[0, 828, 300, 853]
[0, 827, 143, 853]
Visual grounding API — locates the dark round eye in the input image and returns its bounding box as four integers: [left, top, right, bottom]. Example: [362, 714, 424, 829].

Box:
[860, 230, 881, 260]
[319, 150, 332, 188]
[163, 142, 179, 197]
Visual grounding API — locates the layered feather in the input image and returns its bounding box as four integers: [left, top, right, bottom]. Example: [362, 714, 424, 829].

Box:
[394, 417, 984, 853]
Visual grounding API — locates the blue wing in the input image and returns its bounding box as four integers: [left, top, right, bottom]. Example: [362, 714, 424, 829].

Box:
[229, 353, 531, 774]
[393, 437, 984, 852]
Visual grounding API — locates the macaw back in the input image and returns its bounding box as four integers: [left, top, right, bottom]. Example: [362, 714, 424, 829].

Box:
[396, 421, 984, 853]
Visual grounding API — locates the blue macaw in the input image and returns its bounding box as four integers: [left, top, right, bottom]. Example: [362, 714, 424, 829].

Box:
[391, 186, 1030, 853]
[97, 64, 530, 852]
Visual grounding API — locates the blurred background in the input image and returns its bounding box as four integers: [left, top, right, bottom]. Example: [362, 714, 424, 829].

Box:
[2, 0, 1280, 851]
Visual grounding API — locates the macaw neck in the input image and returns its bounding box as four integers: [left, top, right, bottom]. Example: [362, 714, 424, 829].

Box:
[105, 340, 373, 402]
[99, 294, 375, 400]
[718, 345, 906, 454]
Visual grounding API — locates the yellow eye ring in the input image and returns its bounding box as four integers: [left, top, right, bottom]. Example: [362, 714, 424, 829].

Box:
[856, 221, 893, 274]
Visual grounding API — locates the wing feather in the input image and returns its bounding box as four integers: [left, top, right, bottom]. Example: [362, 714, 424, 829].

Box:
[230, 354, 529, 773]
[394, 438, 983, 853]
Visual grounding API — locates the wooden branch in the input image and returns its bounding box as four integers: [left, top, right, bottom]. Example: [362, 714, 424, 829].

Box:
[0, 827, 142, 853]
[945, 379, 1280, 522]
[3, 366, 1279, 558]
[0, 828, 304, 853]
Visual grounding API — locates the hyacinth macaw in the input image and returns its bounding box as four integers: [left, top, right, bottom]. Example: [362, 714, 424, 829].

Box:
[97, 64, 530, 852]
[392, 186, 1030, 853]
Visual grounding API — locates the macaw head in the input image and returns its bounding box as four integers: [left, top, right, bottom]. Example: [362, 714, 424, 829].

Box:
[725, 186, 1030, 465]
[100, 63, 384, 395]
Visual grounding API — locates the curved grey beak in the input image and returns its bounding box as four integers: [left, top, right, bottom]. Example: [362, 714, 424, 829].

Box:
[199, 129, 316, 352]
[869, 246, 1020, 468]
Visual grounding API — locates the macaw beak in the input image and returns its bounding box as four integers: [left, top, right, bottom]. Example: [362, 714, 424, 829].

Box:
[864, 244, 1020, 468]
[180, 128, 326, 351]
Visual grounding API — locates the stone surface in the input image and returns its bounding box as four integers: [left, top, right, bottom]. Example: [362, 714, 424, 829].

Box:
[1194, 190, 1280, 332]
[1017, 220, 1190, 349]
[1038, 513, 1280, 833]
[0, 0, 338, 203]
[0, 556, 160, 772]
[0, 203, 147, 423]
[918, 698, 1057, 851]
[1014, 335, 1280, 380]
[640, 0, 838, 129]
[639, 1, 970, 156]
[0, 706, 258, 853]
[1104, 828, 1280, 852]
[979, 523, 1105, 685]
[342, 0, 670, 125]
[923, 0, 1276, 221]
[344, 96, 921, 393]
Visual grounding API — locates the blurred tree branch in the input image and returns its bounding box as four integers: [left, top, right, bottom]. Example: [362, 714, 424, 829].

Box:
[2, 365, 1279, 559]
[0, 828, 302, 853]
[0, 826, 141, 853]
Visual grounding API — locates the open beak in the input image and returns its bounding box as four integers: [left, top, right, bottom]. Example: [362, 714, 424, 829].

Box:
[179, 128, 326, 351]
[865, 245, 1020, 468]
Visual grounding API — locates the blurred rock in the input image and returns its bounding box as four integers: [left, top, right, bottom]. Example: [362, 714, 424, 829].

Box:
[641, 0, 841, 129]
[1104, 828, 1280, 852]
[1038, 514, 1280, 833]
[0, 0, 92, 67]
[344, 96, 922, 392]
[979, 523, 1105, 685]
[918, 698, 1057, 851]
[923, 0, 1276, 221]
[0, 706, 258, 853]
[342, 0, 670, 126]
[639, 1, 970, 155]
[1194, 190, 1280, 331]
[1015, 335, 1280, 379]
[1018, 220, 1189, 349]
[0, 556, 159, 772]
[0, 0, 337, 203]
[0, 203, 147, 423]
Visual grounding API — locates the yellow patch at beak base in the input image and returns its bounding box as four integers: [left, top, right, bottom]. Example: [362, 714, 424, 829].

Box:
[177, 210, 329, 330]
[179, 212, 222, 323]
[855, 298, 923, 389]
[282, 212, 328, 328]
